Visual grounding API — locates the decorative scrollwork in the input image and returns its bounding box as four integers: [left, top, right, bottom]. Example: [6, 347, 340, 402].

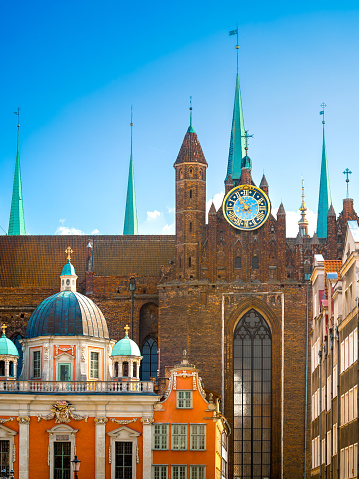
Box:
[94, 417, 108, 425]
[37, 401, 88, 423]
[110, 418, 137, 425]
[140, 417, 154, 425]
[0, 417, 14, 424]
[17, 416, 30, 424]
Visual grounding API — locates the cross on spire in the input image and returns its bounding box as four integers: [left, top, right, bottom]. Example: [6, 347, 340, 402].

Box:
[189, 96, 193, 128]
[343, 168, 352, 198]
[242, 130, 253, 152]
[320, 102, 327, 124]
[124, 324, 130, 336]
[65, 246, 73, 261]
[1, 324, 7, 336]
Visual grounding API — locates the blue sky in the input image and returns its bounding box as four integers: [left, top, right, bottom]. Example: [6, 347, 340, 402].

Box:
[1, 1, 358, 236]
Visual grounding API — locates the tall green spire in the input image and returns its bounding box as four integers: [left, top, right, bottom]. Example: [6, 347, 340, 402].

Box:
[8, 109, 26, 235]
[123, 109, 138, 235]
[225, 39, 246, 183]
[317, 104, 332, 238]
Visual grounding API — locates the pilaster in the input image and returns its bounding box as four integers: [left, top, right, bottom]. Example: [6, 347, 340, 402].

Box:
[95, 417, 108, 479]
[17, 416, 30, 479]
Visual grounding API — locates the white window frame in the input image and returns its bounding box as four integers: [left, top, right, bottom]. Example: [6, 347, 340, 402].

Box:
[171, 465, 187, 479]
[152, 465, 168, 479]
[107, 426, 140, 479]
[176, 390, 193, 409]
[0, 425, 17, 473]
[171, 424, 187, 451]
[190, 424, 206, 451]
[152, 424, 169, 450]
[89, 350, 100, 379]
[31, 349, 42, 379]
[47, 424, 78, 479]
[190, 465, 206, 479]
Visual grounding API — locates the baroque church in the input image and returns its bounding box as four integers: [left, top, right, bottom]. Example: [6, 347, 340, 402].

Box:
[1, 42, 358, 479]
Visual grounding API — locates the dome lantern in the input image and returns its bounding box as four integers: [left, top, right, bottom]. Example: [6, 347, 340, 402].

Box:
[111, 325, 142, 381]
[0, 323, 19, 380]
[60, 247, 78, 292]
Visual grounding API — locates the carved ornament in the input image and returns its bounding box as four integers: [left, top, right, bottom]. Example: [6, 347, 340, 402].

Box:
[17, 416, 30, 424]
[37, 401, 88, 423]
[94, 417, 108, 425]
[140, 417, 154, 425]
[110, 418, 137, 425]
[0, 417, 14, 424]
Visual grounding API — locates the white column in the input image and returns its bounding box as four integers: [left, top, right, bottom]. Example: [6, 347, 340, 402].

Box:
[95, 418, 107, 479]
[5, 359, 9, 379]
[18, 417, 30, 479]
[142, 419, 153, 479]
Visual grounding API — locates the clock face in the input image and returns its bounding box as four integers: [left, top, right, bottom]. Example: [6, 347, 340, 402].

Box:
[222, 184, 271, 230]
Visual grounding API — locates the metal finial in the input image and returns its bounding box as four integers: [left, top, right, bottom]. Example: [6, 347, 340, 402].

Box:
[241, 130, 253, 152]
[320, 102, 327, 125]
[65, 246, 73, 261]
[343, 168, 352, 198]
[130, 105, 133, 156]
[124, 324, 130, 336]
[189, 96, 192, 128]
[229, 25, 239, 74]
[1, 324, 7, 336]
[14, 107, 20, 129]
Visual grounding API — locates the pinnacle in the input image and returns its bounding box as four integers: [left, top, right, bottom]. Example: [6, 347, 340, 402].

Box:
[277, 202, 286, 215]
[260, 174, 268, 188]
[327, 203, 336, 217]
[209, 202, 216, 214]
[225, 174, 234, 186]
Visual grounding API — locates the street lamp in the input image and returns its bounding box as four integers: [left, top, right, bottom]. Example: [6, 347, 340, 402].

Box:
[71, 455, 81, 479]
[129, 277, 136, 340]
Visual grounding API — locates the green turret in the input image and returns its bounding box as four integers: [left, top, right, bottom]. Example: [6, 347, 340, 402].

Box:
[317, 106, 331, 238]
[8, 111, 26, 235]
[123, 112, 138, 235]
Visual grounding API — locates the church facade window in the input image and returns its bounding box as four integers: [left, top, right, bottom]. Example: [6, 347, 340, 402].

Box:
[252, 256, 259, 269]
[141, 337, 158, 381]
[233, 309, 272, 479]
[235, 257, 241, 269]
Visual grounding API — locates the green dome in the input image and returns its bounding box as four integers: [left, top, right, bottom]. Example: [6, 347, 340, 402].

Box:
[112, 334, 141, 357]
[0, 334, 19, 356]
[61, 260, 76, 276]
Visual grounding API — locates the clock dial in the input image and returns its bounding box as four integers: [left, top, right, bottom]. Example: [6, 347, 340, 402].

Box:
[223, 185, 271, 230]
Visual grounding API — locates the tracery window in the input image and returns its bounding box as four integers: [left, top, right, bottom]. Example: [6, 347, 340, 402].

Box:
[141, 337, 158, 381]
[235, 257, 241, 269]
[233, 309, 272, 479]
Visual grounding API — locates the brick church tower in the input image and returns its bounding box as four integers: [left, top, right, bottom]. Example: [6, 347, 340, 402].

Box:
[174, 112, 207, 281]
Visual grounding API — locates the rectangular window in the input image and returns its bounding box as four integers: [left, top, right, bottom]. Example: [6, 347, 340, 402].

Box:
[54, 441, 71, 479]
[171, 465, 187, 479]
[341, 395, 345, 424]
[190, 465, 206, 479]
[333, 424, 337, 456]
[327, 375, 331, 411]
[153, 424, 168, 450]
[349, 445, 354, 479]
[171, 424, 187, 450]
[345, 337, 349, 370]
[354, 444, 358, 477]
[0, 440, 9, 474]
[340, 449, 345, 478]
[349, 388, 354, 422]
[177, 391, 192, 409]
[322, 386, 325, 413]
[33, 350, 41, 378]
[115, 441, 132, 479]
[190, 424, 206, 451]
[345, 447, 349, 479]
[354, 386, 358, 418]
[90, 352, 99, 379]
[327, 431, 331, 465]
[322, 438, 325, 464]
[354, 329, 358, 362]
[152, 466, 168, 479]
[333, 366, 337, 398]
[349, 332, 354, 366]
[341, 341, 345, 373]
[345, 392, 349, 424]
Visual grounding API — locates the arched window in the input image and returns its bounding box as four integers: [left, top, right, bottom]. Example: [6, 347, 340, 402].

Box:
[235, 257, 241, 269]
[141, 337, 158, 381]
[233, 309, 271, 479]
[122, 362, 129, 377]
[114, 362, 119, 377]
[0, 361, 4, 376]
[9, 362, 14, 377]
[133, 362, 137, 378]
[11, 334, 23, 378]
[252, 256, 259, 269]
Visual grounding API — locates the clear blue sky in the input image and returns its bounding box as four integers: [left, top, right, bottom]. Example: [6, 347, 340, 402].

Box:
[1, 0, 358, 236]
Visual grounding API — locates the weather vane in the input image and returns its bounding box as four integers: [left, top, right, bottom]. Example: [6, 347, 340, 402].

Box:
[229, 25, 239, 73]
[319, 102, 326, 124]
[65, 246, 73, 261]
[343, 168, 352, 199]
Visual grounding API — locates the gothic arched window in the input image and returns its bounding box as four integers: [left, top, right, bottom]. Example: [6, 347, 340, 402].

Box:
[235, 257, 242, 269]
[233, 309, 272, 479]
[252, 256, 259, 269]
[141, 337, 158, 381]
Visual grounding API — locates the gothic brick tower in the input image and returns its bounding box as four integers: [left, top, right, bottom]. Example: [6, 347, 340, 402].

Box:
[174, 117, 207, 280]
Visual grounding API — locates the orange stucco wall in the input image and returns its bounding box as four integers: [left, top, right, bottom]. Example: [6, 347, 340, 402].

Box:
[153, 374, 217, 476]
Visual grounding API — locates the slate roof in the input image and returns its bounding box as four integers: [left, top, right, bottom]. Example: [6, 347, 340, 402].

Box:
[0, 235, 176, 288]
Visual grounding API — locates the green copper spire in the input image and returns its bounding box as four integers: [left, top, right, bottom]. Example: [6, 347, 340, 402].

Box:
[8, 108, 26, 236]
[317, 104, 332, 238]
[123, 108, 138, 235]
[225, 35, 246, 183]
[187, 96, 195, 134]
